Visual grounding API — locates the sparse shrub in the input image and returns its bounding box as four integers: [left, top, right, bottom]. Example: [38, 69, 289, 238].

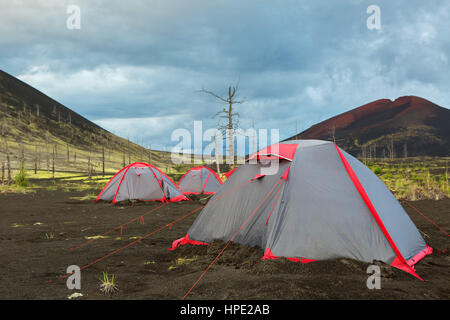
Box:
[383, 172, 393, 179]
[373, 166, 382, 175]
[14, 165, 28, 187]
[45, 232, 55, 240]
[99, 272, 118, 294]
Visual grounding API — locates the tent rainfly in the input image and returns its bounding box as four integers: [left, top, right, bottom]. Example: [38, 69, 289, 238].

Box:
[178, 166, 223, 195]
[171, 140, 432, 279]
[96, 162, 188, 203]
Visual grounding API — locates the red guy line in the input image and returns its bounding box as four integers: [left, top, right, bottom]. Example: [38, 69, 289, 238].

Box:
[69, 202, 168, 251]
[58, 179, 254, 281]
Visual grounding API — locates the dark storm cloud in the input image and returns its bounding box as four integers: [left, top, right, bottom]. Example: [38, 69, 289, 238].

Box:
[0, 0, 449, 150]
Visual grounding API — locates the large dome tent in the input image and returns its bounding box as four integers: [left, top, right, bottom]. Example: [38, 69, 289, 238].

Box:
[171, 140, 432, 279]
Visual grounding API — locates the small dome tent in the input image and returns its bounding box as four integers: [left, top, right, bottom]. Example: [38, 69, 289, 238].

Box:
[96, 162, 188, 204]
[171, 140, 432, 279]
[178, 166, 223, 195]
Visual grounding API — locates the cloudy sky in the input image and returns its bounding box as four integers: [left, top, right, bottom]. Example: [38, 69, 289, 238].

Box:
[1, 0, 449, 152]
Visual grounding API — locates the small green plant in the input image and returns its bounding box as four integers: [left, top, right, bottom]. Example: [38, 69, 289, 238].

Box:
[168, 256, 198, 270]
[373, 166, 382, 175]
[383, 172, 393, 179]
[14, 164, 28, 187]
[45, 233, 55, 240]
[99, 272, 118, 294]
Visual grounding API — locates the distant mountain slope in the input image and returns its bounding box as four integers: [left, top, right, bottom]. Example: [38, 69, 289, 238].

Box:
[0, 70, 171, 173]
[286, 96, 450, 157]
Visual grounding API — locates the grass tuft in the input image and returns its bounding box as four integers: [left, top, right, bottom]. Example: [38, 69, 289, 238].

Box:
[99, 272, 119, 294]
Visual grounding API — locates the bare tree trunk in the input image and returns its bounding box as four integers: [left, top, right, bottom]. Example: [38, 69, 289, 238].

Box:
[52, 145, 55, 179]
[46, 135, 49, 172]
[88, 155, 91, 178]
[4, 139, 12, 185]
[214, 131, 221, 175]
[122, 146, 126, 167]
[390, 135, 395, 160]
[200, 85, 243, 169]
[102, 146, 105, 176]
[148, 144, 152, 164]
[34, 144, 38, 174]
[127, 139, 131, 165]
[330, 126, 336, 143]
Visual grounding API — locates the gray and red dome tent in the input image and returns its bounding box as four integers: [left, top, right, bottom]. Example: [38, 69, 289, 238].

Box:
[96, 162, 188, 204]
[178, 166, 223, 195]
[171, 140, 432, 279]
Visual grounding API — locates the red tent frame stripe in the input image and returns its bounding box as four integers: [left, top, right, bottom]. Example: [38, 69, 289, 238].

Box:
[334, 144, 422, 279]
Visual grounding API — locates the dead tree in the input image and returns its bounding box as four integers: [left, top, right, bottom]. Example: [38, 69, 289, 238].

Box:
[200, 84, 244, 167]
[329, 125, 336, 143]
[122, 147, 126, 167]
[88, 154, 91, 178]
[45, 134, 50, 172]
[6, 144, 11, 184]
[52, 145, 56, 179]
[102, 146, 105, 176]
[386, 135, 395, 160]
[147, 144, 152, 164]
[1, 122, 12, 184]
[34, 144, 38, 174]
[127, 139, 131, 165]
[19, 139, 25, 167]
[214, 131, 221, 175]
[361, 145, 367, 165]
